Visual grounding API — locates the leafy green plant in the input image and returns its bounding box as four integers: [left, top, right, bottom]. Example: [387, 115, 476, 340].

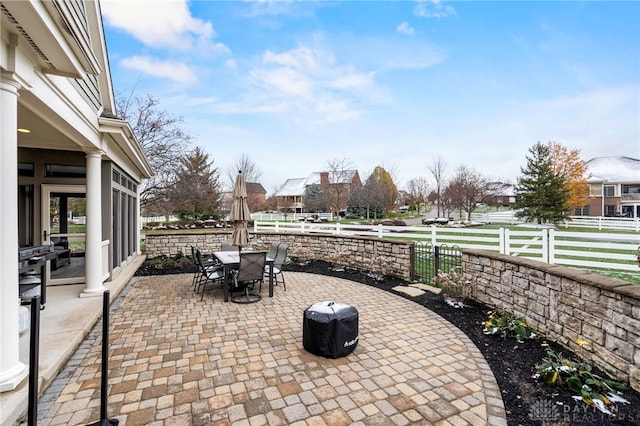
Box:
[483, 310, 538, 342]
[534, 349, 628, 411]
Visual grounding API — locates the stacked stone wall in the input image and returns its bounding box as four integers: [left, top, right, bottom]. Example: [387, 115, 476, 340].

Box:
[144, 231, 414, 281]
[464, 249, 640, 392]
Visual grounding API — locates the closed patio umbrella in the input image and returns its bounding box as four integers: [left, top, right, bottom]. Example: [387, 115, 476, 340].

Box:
[229, 171, 251, 250]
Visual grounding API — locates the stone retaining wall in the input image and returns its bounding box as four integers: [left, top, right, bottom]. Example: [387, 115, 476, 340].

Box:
[144, 231, 414, 281]
[464, 249, 640, 392]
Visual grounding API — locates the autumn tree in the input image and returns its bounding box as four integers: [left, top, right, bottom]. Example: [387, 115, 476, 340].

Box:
[428, 157, 448, 217]
[115, 92, 193, 215]
[514, 142, 570, 224]
[369, 166, 398, 212]
[406, 177, 430, 214]
[445, 166, 489, 221]
[548, 142, 590, 210]
[168, 147, 221, 220]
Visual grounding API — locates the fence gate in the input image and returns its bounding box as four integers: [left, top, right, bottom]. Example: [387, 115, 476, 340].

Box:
[414, 242, 462, 284]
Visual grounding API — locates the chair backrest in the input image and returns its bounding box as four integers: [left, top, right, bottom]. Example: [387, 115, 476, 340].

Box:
[221, 241, 237, 251]
[267, 242, 280, 259]
[194, 248, 207, 272]
[237, 251, 266, 282]
[273, 243, 289, 268]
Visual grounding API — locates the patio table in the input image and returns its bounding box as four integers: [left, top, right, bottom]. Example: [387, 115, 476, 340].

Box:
[213, 251, 275, 301]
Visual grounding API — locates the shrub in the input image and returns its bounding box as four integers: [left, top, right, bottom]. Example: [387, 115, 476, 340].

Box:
[534, 349, 628, 413]
[483, 310, 538, 342]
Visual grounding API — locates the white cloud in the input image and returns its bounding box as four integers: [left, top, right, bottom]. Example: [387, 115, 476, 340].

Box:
[396, 22, 414, 35]
[414, 0, 456, 19]
[101, 0, 225, 54]
[243, 44, 378, 121]
[120, 56, 198, 84]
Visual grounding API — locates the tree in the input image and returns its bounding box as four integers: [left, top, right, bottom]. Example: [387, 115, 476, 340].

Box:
[514, 142, 570, 224]
[406, 177, 430, 214]
[302, 184, 328, 212]
[428, 157, 448, 217]
[445, 165, 489, 221]
[369, 166, 398, 212]
[548, 142, 590, 211]
[167, 147, 221, 220]
[324, 158, 359, 219]
[226, 154, 262, 190]
[347, 175, 386, 219]
[116, 92, 193, 215]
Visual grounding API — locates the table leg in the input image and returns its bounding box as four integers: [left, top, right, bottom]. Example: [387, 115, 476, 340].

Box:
[223, 266, 229, 302]
[269, 264, 274, 297]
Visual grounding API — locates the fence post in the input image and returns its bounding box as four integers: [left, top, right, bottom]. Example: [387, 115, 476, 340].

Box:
[336, 222, 341, 235]
[541, 228, 548, 263]
[501, 228, 508, 255]
[378, 224, 383, 238]
[548, 228, 555, 264]
[434, 245, 440, 274]
[430, 225, 437, 245]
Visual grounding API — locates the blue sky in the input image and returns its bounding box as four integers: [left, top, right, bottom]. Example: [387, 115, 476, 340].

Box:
[101, 0, 640, 195]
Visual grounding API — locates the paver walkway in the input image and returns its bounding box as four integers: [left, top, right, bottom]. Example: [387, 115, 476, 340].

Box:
[37, 272, 506, 425]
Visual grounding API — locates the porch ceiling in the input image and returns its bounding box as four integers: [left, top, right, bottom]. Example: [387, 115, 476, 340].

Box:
[17, 101, 81, 151]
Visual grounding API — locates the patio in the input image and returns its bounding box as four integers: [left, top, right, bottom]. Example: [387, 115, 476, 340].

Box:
[23, 270, 505, 425]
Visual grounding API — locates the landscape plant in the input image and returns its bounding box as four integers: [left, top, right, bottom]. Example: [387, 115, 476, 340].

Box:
[534, 348, 629, 413]
[432, 267, 472, 308]
[483, 310, 538, 342]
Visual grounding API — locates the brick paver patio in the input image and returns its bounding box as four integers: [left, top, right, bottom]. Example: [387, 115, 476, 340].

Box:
[37, 271, 506, 425]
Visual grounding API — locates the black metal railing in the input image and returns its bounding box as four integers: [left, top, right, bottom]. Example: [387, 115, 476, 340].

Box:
[414, 242, 462, 284]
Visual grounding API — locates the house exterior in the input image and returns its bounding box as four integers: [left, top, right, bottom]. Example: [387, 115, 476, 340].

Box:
[580, 156, 640, 218]
[1, 0, 152, 396]
[275, 170, 361, 214]
[220, 182, 267, 214]
[486, 182, 516, 207]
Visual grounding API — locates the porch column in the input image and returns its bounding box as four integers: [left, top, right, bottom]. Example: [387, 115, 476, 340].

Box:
[81, 150, 106, 297]
[0, 72, 28, 391]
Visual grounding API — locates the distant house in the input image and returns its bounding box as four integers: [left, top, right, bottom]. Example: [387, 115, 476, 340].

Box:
[486, 182, 516, 207]
[220, 182, 267, 214]
[581, 156, 640, 218]
[275, 170, 361, 214]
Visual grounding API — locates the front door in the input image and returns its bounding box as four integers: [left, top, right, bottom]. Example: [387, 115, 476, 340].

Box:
[41, 184, 86, 285]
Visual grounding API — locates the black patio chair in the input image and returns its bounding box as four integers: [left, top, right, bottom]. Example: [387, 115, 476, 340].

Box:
[265, 243, 288, 291]
[195, 248, 224, 300]
[230, 251, 266, 304]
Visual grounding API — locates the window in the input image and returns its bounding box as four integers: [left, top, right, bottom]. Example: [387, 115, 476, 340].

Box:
[574, 206, 590, 216]
[604, 205, 615, 216]
[603, 185, 615, 197]
[18, 162, 34, 177]
[45, 164, 86, 178]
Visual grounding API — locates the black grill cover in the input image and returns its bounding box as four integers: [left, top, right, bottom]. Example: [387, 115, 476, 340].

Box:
[303, 301, 359, 358]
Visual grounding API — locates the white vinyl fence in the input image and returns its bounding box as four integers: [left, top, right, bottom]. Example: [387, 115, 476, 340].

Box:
[470, 211, 640, 231]
[254, 221, 640, 272]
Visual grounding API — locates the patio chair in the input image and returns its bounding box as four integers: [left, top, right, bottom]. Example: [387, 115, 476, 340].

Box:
[265, 243, 288, 291]
[195, 248, 224, 300]
[221, 241, 237, 251]
[191, 246, 222, 292]
[267, 242, 280, 259]
[230, 251, 266, 304]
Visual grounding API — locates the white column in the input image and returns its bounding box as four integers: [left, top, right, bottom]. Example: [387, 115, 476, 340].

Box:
[0, 72, 28, 392]
[81, 150, 106, 297]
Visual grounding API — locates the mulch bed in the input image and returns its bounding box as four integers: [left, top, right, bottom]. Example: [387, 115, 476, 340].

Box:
[136, 257, 640, 426]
